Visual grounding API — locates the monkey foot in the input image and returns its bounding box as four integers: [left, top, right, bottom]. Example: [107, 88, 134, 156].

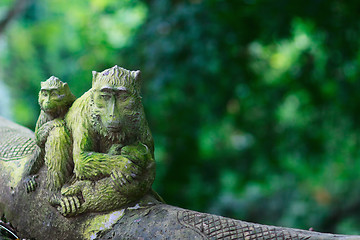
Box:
[50, 195, 84, 216]
[23, 175, 38, 193]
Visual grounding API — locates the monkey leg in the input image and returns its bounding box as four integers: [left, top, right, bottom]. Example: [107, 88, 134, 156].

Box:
[58, 161, 155, 217]
[44, 123, 73, 191]
[57, 143, 156, 216]
[59, 178, 131, 216]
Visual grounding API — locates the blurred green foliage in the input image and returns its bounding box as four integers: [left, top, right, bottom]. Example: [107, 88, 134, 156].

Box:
[1, 0, 360, 235]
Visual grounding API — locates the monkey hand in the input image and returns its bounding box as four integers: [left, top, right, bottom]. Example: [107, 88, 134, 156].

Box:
[121, 143, 152, 168]
[110, 169, 138, 192]
[35, 118, 65, 147]
[54, 181, 90, 216]
[110, 143, 153, 186]
[108, 144, 124, 155]
[61, 180, 90, 196]
[23, 175, 38, 193]
[36, 122, 52, 147]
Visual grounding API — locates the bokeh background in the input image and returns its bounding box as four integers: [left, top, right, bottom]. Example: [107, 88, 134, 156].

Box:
[1, 0, 360, 234]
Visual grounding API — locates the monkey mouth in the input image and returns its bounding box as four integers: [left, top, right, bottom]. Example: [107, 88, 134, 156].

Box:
[41, 106, 56, 115]
[105, 123, 122, 132]
[107, 127, 121, 132]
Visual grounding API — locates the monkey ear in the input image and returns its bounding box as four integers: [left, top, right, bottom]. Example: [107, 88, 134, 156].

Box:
[133, 70, 141, 80]
[92, 71, 99, 85]
[131, 70, 141, 95]
[62, 82, 70, 91]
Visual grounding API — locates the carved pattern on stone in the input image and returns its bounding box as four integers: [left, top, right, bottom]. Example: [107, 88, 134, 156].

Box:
[178, 210, 311, 240]
[0, 127, 37, 161]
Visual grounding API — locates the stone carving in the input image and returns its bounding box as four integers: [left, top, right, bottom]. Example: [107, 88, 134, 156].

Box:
[23, 65, 157, 217]
[0, 124, 37, 161]
[28, 76, 75, 192]
[178, 210, 311, 240]
[1, 68, 360, 238]
[0, 118, 40, 193]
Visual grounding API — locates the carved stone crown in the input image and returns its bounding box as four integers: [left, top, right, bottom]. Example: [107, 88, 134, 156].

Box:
[41, 76, 64, 90]
[92, 65, 142, 96]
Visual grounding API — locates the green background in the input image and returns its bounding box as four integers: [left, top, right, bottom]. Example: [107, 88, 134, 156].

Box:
[1, 0, 360, 234]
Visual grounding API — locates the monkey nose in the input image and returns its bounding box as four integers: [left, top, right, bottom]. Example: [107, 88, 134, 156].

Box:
[106, 119, 122, 132]
[43, 101, 51, 109]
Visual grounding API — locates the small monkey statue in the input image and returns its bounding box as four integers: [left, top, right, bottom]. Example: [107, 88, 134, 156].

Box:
[24, 76, 76, 192]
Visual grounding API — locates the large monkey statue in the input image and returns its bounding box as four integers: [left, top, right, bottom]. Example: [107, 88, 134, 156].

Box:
[53, 65, 157, 216]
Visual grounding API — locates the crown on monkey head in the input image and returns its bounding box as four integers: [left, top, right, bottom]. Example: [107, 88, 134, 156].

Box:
[92, 65, 142, 96]
[41, 76, 67, 90]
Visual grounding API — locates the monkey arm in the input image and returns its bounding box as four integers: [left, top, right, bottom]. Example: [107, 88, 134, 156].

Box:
[35, 118, 64, 148]
[73, 132, 154, 186]
[35, 124, 52, 147]
[22, 146, 43, 193]
[23, 119, 70, 193]
[74, 149, 153, 181]
[110, 143, 156, 195]
[21, 112, 48, 193]
[69, 125, 133, 180]
[35, 111, 51, 147]
[35, 111, 49, 133]
[21, 112, 48, 188]
[74, 151, 134, 180]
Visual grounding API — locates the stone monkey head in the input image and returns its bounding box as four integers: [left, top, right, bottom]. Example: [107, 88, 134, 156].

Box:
[39, 76, 76, 117]
[90, 65, 143, 140]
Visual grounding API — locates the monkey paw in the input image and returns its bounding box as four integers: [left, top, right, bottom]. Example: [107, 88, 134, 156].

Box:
[110, 169, 137, 192]
[121, 143, 150, 168]
[108, 144, 124, 155]
[35, 118, 65, 147]
[50, 195, 83, 217]
[23, 175, 38, 193]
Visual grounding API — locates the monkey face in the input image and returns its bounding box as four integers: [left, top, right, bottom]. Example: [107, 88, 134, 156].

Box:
[92, 86, 139, 133]
[38, 77, 75, 117]
[39, 89, 66, 115]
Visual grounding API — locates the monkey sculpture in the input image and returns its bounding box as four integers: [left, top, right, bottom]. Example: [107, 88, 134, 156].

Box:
[24, 76, 76, 192]
[52, 66, 156, 216]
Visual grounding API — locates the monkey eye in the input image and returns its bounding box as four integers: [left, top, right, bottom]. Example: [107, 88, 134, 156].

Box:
[117, 92, 130, 101]
[41, 90, 48, 97]
[51, 91, 59, 97]
[100, 94, 111, 101]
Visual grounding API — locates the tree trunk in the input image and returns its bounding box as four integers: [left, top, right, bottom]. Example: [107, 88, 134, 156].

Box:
[0, 116, 359, 240]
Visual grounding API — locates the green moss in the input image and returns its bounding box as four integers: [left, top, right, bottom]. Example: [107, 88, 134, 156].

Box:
[83, 209, 125, 240]
[1, 156, 29, 189]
